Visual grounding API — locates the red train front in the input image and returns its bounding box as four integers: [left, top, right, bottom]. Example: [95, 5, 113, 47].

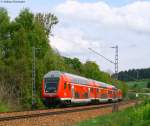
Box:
[42, 71, 122, 107]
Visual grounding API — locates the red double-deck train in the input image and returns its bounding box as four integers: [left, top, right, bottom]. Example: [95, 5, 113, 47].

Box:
[42, 71, 122, 106]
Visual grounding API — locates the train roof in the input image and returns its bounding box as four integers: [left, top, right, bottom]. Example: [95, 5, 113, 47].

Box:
[44, 71, 62, 78]
[94, 81, 116, 89]
[64, 72, 90, 84]
[44, 71, 116, 89]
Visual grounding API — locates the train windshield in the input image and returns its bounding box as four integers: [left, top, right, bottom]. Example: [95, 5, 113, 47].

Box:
[44, 77, 59, 93]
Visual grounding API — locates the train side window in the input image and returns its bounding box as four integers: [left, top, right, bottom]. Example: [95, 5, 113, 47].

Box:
[64, 82, 67, 89]
[108, 91, 112, 94]
[96, 88, 99, 93]
[75, 92, 80, 98]
[101, 94, 107, 99]
[68, 84, 71, 90]
[91, 88, 93, 93]
[84, 93, 88, 98]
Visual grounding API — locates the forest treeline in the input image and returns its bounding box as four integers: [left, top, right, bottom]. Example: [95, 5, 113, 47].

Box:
[118, 68, 150, 81]
[0, 8, 127, 110]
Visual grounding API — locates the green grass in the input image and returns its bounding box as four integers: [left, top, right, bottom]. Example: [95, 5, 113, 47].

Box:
[0, 102, 10, 112]
[126, 79, 150, 89]
[76, 100, 150, 126]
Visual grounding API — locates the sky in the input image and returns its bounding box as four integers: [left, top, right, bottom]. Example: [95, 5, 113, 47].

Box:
[0, 0, 150, 73]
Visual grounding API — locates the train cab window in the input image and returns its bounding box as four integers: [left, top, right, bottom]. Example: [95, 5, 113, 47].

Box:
[64, 82, 67, 89]
[45, 77, 59, 93]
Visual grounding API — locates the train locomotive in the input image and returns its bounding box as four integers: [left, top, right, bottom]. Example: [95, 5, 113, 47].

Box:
[42, 71, 122, 106]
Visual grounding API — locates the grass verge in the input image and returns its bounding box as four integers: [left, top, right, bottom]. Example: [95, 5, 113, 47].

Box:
[76, 100, 150, 126]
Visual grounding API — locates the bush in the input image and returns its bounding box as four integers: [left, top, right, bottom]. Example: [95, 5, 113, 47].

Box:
[127, 92, 137, 99]
[147, 81, 150, 88]
[0, 102, 10, 112]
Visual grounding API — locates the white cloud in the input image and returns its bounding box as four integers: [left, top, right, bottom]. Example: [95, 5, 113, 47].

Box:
[51, 26, 106, 54]
[54, 1, 150, 33]
[51, 0, 150, 71]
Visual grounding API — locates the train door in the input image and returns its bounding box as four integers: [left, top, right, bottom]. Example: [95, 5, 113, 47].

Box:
[89, 87, 95, 100]
[95, 88, 99, 99]
[112, 90, 117, 101]
[88, 87, 90, 99]
[71, 84, 74, 99]
[99, 88, 101, 100]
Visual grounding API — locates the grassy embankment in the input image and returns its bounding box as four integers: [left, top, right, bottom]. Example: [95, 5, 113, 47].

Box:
[77, 100, 150, 126]
[126, 79, 150, 89]
[126, 79, 150, 100]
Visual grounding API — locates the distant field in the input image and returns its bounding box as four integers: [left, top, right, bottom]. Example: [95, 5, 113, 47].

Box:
[126, 79, 150, 89]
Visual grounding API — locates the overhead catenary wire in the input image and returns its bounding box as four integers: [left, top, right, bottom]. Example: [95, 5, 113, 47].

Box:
[88, 48, 115, 64]
[88, 46, 118, 80]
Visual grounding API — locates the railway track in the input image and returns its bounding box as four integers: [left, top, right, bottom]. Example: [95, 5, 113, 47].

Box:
[0, 101, 135, 122]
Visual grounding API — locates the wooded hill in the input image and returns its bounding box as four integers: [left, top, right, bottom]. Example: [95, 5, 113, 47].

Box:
[0, 8, 126, 110]
[118, 68, 150, 81]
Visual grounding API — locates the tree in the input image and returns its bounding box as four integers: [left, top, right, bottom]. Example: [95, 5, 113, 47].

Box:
[35, 13, 58, 36]
[63, 57, 82, 74]
[0, 7, 10, 40]
[83, 61, 102, 81]
[118, 68, 150, 81]
[0, 8, 54, 108]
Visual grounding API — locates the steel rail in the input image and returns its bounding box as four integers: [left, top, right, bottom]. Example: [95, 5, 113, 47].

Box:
[0, 101, 134, 122]
[0, 103, 113, 122]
